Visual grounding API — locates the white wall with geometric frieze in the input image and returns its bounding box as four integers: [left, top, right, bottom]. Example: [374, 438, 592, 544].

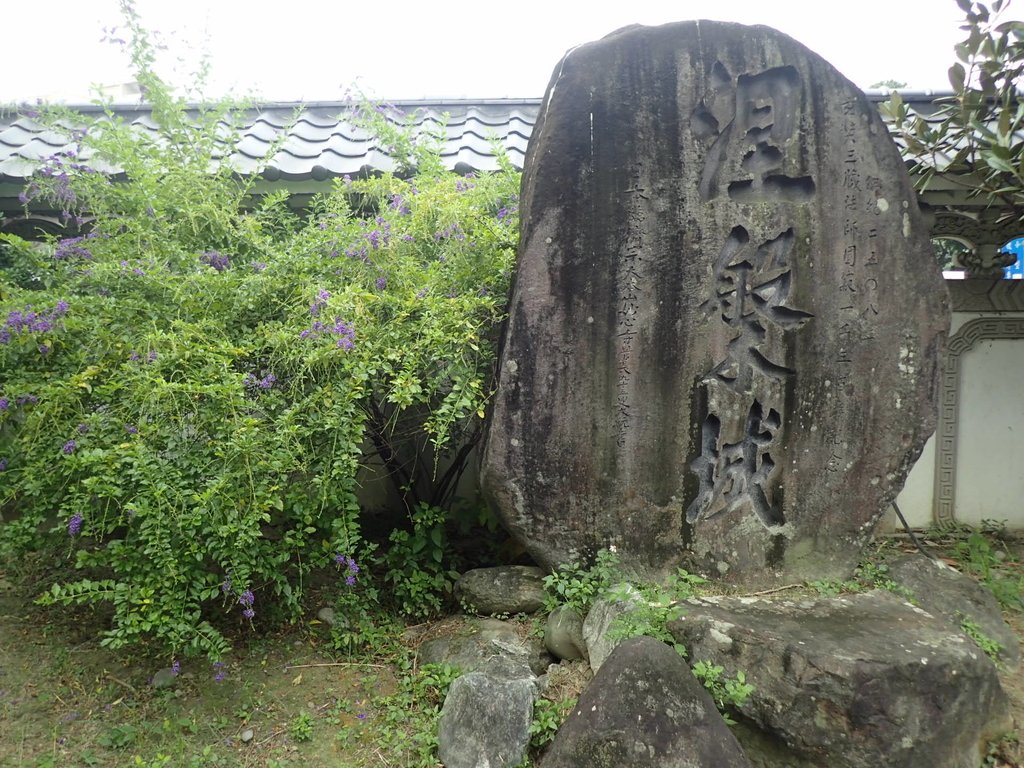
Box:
[886, 278, 1024, 530]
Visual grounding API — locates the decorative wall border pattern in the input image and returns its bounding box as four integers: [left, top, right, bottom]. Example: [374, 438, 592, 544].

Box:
[934, 317, 1024, 524]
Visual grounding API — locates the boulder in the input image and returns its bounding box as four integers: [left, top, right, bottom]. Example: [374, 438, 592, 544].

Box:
[456, 565, 547, 615]
[668, 590, 1011, 768]
[541, 635, 751, 767]
[418, 617, 550, 678]
[438, 672, 536, 768]
[480, 20, 949, 585]
[544, 605, 587, 662]
[582, 583, 644, 672]
[886, 553, 1021, 669]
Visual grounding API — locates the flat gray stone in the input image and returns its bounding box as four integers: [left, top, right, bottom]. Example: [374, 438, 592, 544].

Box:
[668, 590, 1011, 768]
[582, 583, 644, 672]
[541, 635, 751, 768]
[455, 565, 547, 615]
[438, 672, 536, 768]
[481, 20, 949, 586]
[418, 617, 549, 678]
[886, 554, 1020, 670]
[544, 605, 587, 662]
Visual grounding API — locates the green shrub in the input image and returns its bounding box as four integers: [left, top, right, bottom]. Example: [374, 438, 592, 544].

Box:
[0, 1, 518, 659]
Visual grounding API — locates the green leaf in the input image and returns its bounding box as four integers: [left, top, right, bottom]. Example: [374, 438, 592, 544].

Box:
[949, 62, 967, 91]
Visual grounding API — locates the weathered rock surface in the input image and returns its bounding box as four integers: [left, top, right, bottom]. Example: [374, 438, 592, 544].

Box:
[438, 672, 536, 768]
[887, 554, 1021, 670]
[418, 617, 550, 677]
[480, 20, 949, 585]
[455, 565, 547, 616]
[541, 635, 751, 768]
[544, 605, 587, 661]
[668, 590, 1011, 768]
[582, 583, 644, 672]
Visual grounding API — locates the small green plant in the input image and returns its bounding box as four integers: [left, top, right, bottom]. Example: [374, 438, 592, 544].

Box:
[854, 562, 915, 600]
[382, 504, 459, 620]
[288, 711, 315, 742]
[542, 549, 621, 612]
[807, 560, 914, 601]
[961, 616, 1005, 662]
[691, 661, 754, 725]
[983, 731, 1022, 767]
[607, 582, 686, 656]
[370, 660, 461, 767]
[99, 723, 140, 749]
[528, 696, 577, 750]
[953, 530, 1024, 612]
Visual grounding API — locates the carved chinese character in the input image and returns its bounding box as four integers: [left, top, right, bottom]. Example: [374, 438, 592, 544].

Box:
[687, 401, 784, 528]
[701, 226, 814, 391]
[695, 64, 815, 202]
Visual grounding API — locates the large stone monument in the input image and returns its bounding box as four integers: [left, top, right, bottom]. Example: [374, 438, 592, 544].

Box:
[480, 21, 949, 585]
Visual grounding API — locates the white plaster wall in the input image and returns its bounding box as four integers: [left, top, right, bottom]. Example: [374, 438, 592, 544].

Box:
[953, 337, 1024, 526]
[887, 310, 1024, 531]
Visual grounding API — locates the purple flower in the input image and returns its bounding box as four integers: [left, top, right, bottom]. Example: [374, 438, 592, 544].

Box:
[68, 513, 83, 536]
[77, 423, 89, 434]
[201, 251, 230, 272]
[171, 660, 181, 676]
[242, 608, 255, 620]
[125, 424, 138, 435]
[62, 439, 76, 455]
[38, 344, 50, 355]
[51, 231, 94, 261]
[310, 289, 330, 316]
[375, 276, 387, 290]
[335, 555, 359, 586]
[54, 300, 69, 315]
[239, 590, 255, 607]
[258, 374, 276, 390]
[0, 398, 8, 411]
[251, 261, 267, 272]
[16, 395, 38, 405]
[389, 194, 410, 215]
[221, 574, 232, 594]
[132, 267, 144, 276]
[129, 351, 141, 362]
[212, 661, 225, 682]
[147, 350, 158, 362]
[0, 458, 7, 472]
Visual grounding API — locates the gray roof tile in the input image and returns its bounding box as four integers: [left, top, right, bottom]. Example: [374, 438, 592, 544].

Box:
[0, 100, 542, 185]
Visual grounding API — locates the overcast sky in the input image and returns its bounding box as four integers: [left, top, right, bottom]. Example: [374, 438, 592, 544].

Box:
[2, 0, 1019, 103]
